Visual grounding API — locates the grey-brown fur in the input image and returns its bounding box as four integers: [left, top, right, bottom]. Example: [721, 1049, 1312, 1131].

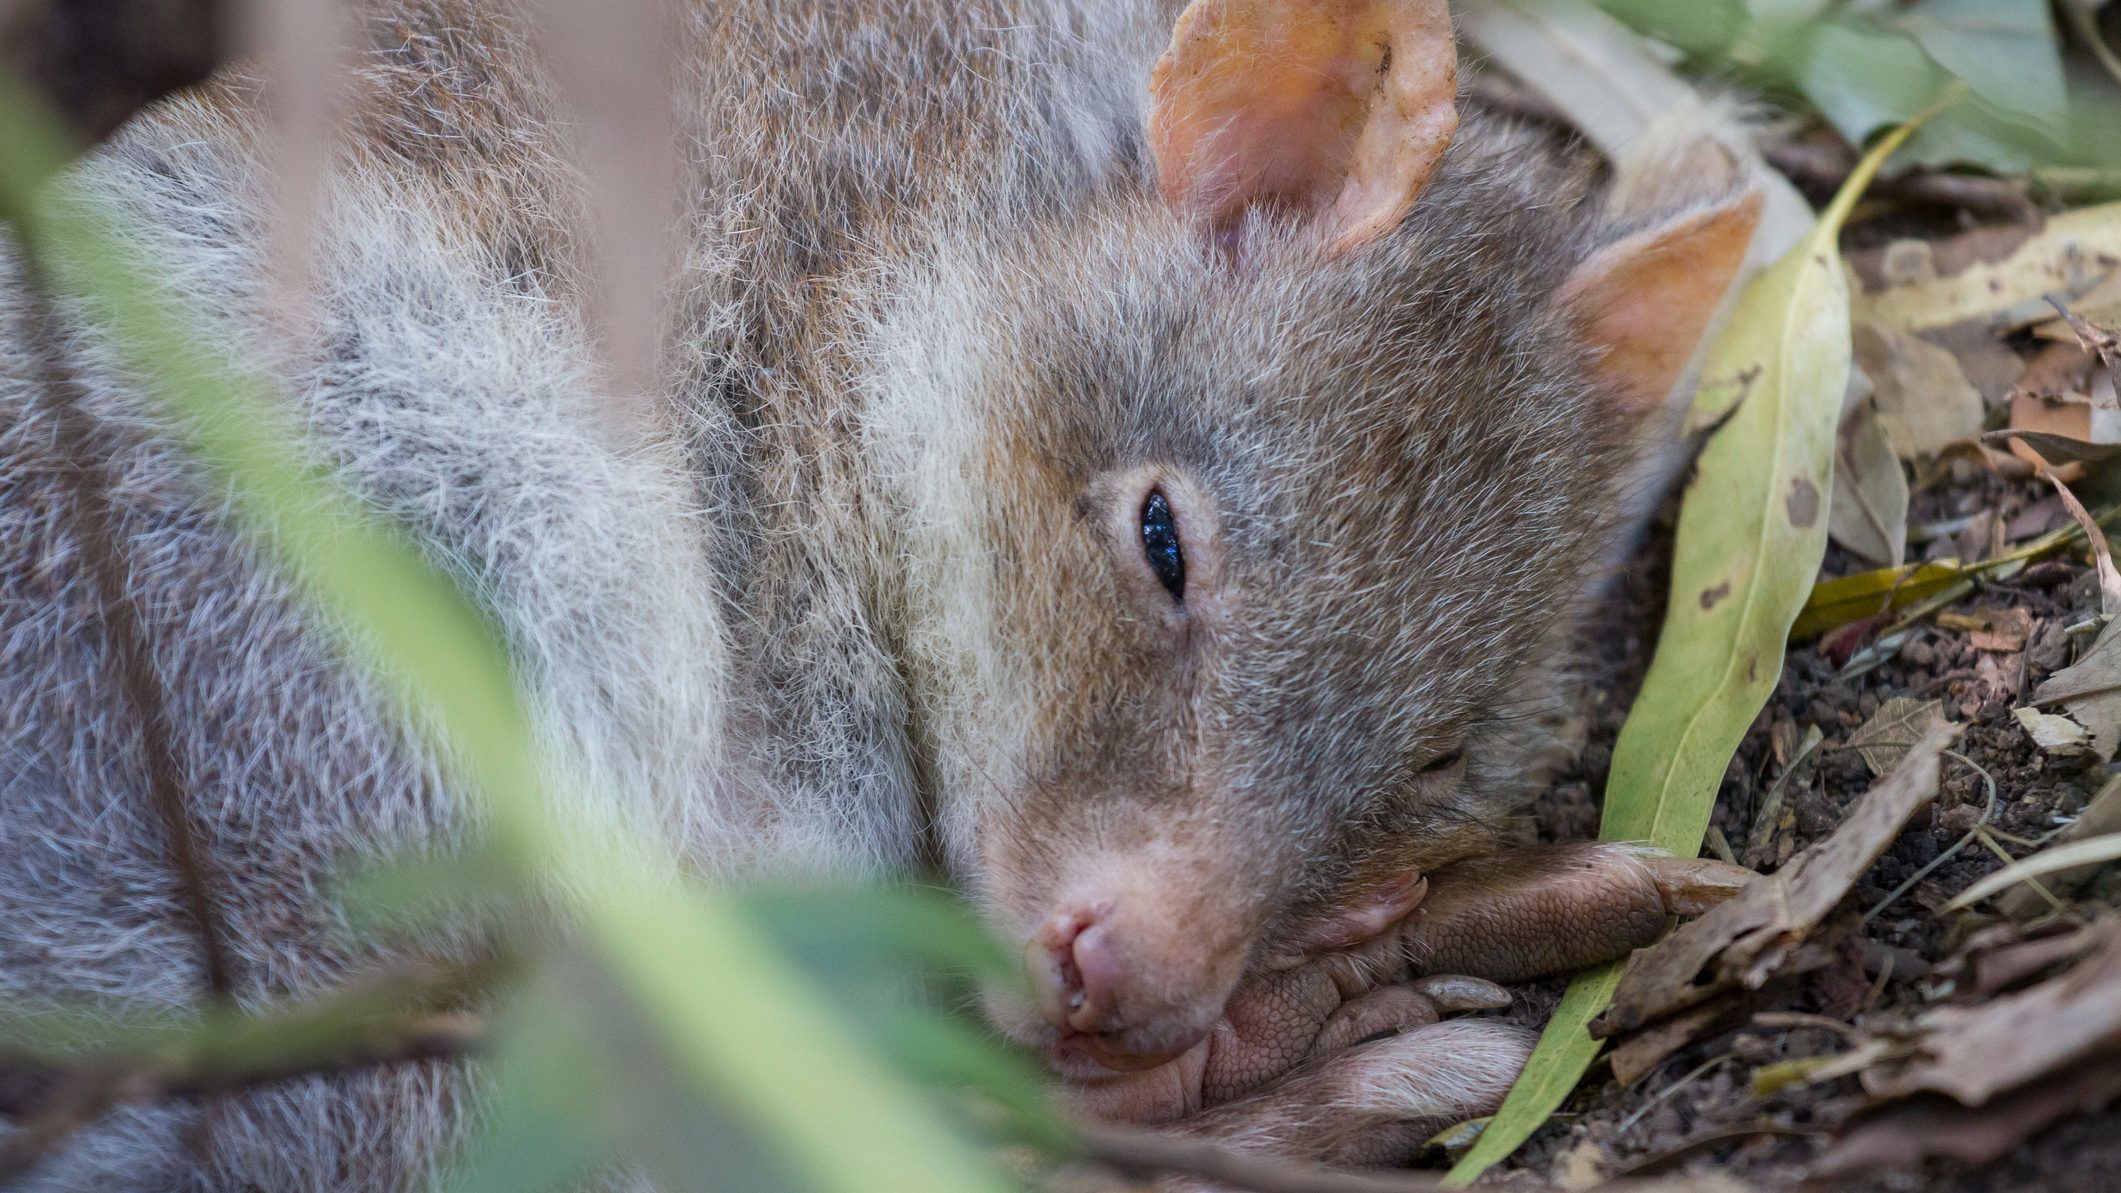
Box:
[1, 1, 1712, 1187]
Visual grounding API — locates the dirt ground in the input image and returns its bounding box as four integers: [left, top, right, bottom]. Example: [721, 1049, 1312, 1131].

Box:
[1485, 471, 2121, 1191]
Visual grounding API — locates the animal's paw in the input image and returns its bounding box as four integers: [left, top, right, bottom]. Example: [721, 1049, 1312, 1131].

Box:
[1171, 1018, 1534, 1177]
[1401, 842, 1755, 983]
[1056, 842, 1750, 1174]
[1062, 963, 1509, 1127]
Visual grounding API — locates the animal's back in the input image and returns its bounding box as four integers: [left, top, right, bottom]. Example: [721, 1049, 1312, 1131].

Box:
[0, 1, 1147, 1187]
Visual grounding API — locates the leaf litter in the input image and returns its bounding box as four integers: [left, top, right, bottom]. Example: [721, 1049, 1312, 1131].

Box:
[1443, 73, 1934, 1189]
[1402, 9, 2121, 1192]
[1594, 723, 1956, 1036]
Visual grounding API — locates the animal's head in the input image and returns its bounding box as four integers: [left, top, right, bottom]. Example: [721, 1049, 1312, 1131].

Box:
[863, 0, 1760, 1072]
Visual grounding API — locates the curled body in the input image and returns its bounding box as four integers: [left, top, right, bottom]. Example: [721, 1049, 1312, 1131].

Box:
[0, 0, 1759, 1187]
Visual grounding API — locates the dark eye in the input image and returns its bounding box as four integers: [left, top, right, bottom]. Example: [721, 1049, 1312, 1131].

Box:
[1416, 750, 1462, 776]
[1140, 488, 1185, 603]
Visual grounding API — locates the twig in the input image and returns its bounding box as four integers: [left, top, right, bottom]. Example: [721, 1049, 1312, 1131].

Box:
[2030, 449, 2121, 615]
[0, 1002, 484, 1183]
[1750, 1012, 1861, 1041]
[1764, 141, 2041, 225]
[1612, 1053, 1726, 1139]
[1971, 829, 2065, 916]
[1863, 750, 1998, 923]
[19, 263, 235, 1001]
[2049, 295, 2121, 408]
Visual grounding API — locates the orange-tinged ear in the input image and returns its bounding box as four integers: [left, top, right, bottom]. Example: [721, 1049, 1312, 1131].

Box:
[1557, 188, 1765, 413]
[1147, 0, 1458, 253]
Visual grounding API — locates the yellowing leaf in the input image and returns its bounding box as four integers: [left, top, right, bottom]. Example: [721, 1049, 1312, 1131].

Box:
[1444, 88, 1938, 1193]
[1791, 560, 1972, 639]
[1854, 203, 2121, 334]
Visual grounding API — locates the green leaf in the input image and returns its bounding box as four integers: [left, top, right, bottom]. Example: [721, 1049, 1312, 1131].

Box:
[1773, 22, 1949, 150]
[869, 1007, 1076, 1153]
[444, 975, 616, 1193]
[1789, 560, 1970, 640]
[1894, 0, 2066, 131]
[1589, 0, 2103, 174]
[740, 882, 1017, 985]
[1443, 98, 1937, 1190]
[1593, 0, 1748, 56]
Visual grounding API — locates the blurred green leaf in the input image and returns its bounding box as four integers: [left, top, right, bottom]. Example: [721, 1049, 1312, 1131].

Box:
[450, 951, 800, 1193]
[868, 1008, 1073, 1154]
[1774, 22, 1948, 148]
[740, 882, 1016, 986]
[1894, 0, 2066, 130]
[1591, 0, 2121, 173]
[1595, 0, 1746, 55]
[444, 975, 615, 1193]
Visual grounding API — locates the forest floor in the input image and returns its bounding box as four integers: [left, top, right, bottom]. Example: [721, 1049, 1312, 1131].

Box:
[1497, 467, 2121, 1192]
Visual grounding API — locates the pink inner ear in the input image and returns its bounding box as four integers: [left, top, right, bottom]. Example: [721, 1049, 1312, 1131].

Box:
[1148, 0, 1458, 253]
[1558, 191, 1765, 413]
[1180, 59, 1375, 233]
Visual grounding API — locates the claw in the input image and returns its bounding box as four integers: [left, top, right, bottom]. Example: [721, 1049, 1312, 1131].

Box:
[1410, 974, 1511, 1012]
[1645, 854, 1755, 916]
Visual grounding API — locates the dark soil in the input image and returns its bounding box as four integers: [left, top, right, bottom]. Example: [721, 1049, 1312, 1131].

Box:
[1487, 467, 2121, 1191]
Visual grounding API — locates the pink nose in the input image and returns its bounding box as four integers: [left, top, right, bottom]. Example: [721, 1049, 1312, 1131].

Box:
[1023, 907, 1197, 1070]
[1026, 909, 1114, 1031]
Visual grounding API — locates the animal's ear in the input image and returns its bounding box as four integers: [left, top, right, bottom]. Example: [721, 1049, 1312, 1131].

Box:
[1555, 180, 1764, 414]
[1147, 0, 1458, 253]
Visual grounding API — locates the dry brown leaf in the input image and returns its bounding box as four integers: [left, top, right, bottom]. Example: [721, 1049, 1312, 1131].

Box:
[1941, 919, 2115, 995]
[1607, 997, 1746, 1088]
[2027, 618, 2121, 760]
[2014, 705, 2093, 753]
[2053, 297, 2121, 396]
[2033, 270, 2121, 342]
[1862, 920, 2121, 1106]
[1924, 320, 2026, 405]
[1967, 606, 2033, 653]
[1828, 399, 1908, 567]
[2013, 339, 2098, 403]
[1853, 324, 1986, 460]
[2039, 465, 2121, 613]
[2005, 496, 2068, 540]
[1593, 724, 1956, 1037]
[1994, 339, 2114, 477]
[2005, 400, 2096, 475]
[1814, 1058, 2121, 1180]
[1843, 696, 1944, 776]
[1983, 427, 2121, 470]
